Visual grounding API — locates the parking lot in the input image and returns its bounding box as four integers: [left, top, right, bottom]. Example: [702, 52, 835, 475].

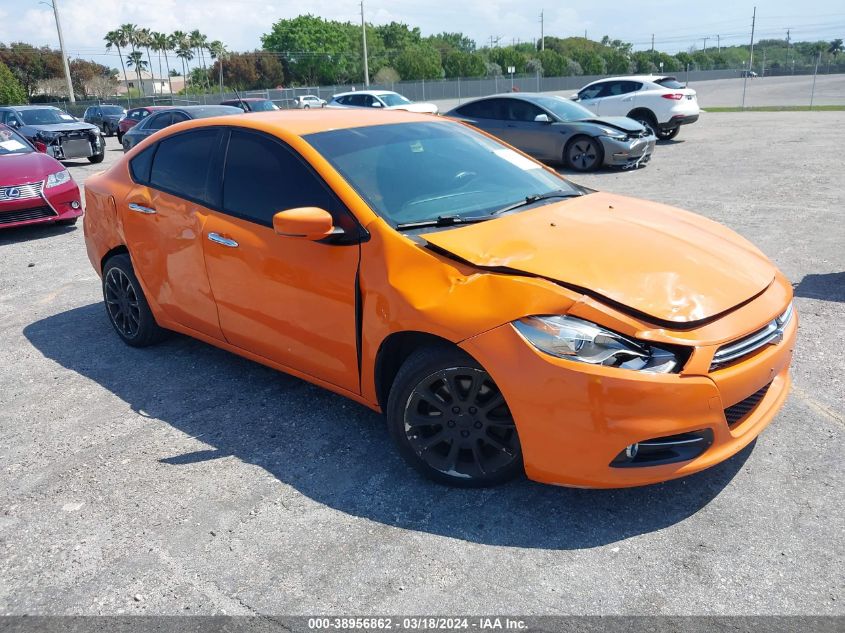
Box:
[0, 111, 843, 615]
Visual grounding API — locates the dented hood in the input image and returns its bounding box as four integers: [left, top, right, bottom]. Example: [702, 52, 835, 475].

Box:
[421, 192, 775, 326]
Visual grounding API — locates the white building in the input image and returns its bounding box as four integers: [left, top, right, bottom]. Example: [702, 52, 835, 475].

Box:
[117, 70, 184, 95]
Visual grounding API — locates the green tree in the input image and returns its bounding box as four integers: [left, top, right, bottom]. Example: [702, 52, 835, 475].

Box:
[104, 30, 131, 102]
[537, 49, 565, 76]
[443, 50, 485, 78]
[0, 60, 26, 104]
[395, 43, 442, 80]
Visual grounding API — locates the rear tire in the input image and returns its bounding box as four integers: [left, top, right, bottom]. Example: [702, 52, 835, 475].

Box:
[102, 253, 166, 348]
[657, 126, 680, 141]
[564, 135, 604, 172]
[386, 346, 523, 487]
[629, 111, 658, 137]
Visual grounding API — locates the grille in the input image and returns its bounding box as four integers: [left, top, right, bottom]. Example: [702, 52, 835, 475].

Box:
[0, 182, 44, 201]
[711, 303, 793, 370]
[724, 382, 772, 426]
[0, 205, 56, 225]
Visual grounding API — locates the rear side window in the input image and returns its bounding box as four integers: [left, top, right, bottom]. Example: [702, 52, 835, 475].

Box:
[655, 77, 686, 89]
[147, 113, 172, 130]
[455, 99, 505, 119]
[222, 130, 348, 229]
[129, 145, 156, 184]
[150, 129, 219, 204]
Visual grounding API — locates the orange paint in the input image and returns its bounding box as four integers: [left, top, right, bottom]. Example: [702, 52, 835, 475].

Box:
[83, 109, 795, 487]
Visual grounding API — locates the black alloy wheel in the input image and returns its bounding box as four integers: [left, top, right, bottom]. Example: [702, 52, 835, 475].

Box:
[565, 136, 603, 172]
[102, 254, 166, 347]
[387, 347, 523, 487]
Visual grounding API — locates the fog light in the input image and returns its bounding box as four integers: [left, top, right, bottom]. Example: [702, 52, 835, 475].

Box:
[71, 200, 80, 209]
[625, 443, 639, 459]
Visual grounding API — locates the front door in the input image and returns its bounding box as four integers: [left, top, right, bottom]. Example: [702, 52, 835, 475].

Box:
[202, 129, 361, 393]
[121, 129, 224, 340]
[499, 99, 559, 160]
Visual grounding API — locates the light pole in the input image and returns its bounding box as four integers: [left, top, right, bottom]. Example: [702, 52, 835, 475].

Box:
[360, 1, 369, 87]
[41, 0, 75, 103]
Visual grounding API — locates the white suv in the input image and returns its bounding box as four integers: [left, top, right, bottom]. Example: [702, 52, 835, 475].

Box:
[328, 90, 438, 114]
[572, 75, 699, 140]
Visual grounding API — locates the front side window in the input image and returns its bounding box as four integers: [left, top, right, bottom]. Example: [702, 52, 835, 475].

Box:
[305, 121, 577, 226]
[578, 83, 605, 99]
[149, 129, 219, 203]
[379, 93, 411, 107]
[147, 113, 172, 130]
[505, 100, 544, 122]
[222, 130, 347, 228]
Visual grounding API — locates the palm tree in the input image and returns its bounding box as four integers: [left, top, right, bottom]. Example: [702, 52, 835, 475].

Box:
[190, 30, 210, 92]
[126, 50, 148, 97]
[120, 23, 143, 96]
[151, 32, 174, 96]
[828, 39, 844, 73]
[208, 40, 228, 94]
[104, 29, 131, 105]
[136, 28, 156, 95]
[171, 31, 189, 90]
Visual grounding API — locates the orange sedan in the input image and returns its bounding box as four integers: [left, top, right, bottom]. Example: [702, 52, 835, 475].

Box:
[83, 110, 796, 488]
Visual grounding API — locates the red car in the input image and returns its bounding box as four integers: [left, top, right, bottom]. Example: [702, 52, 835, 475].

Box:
[0, 124, 83, 229]
[117, 106, 172, 142]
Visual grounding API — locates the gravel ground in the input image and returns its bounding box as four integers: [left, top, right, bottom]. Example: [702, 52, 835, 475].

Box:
[0, 112, 843, 616]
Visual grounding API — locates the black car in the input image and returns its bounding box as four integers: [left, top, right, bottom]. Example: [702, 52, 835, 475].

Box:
[83, 104, 126, 137]
[0, 105, 105, 163]
[121, 105, 243, 152]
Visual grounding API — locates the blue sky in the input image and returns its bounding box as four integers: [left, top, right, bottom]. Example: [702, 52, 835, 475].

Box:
[3, 0, 844, 69]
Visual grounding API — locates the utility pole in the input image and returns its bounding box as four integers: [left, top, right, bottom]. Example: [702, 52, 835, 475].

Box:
[360, 1, 369, 87]
[540, 10, 544, 51]
[741, 6, 756, 109]
[49, 0, 75, 103]
[651, 34, 654, 54]
[703, 36, 710, 53]
[717, 34, 721, 53]
[786, 29, 793, 74]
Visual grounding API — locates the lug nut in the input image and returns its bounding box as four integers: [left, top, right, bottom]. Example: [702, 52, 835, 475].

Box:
[460, 430, 470, 438]
[452, 406, 461, 414]
[447, 420, 455, 428]
[474, 421, 483, 429]
[468, 407, 477, 414]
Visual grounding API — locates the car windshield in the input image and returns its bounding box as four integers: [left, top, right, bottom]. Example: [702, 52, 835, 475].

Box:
[0, 125, 32, 155]
[19, 108, 77, 125]
[101, 106, 125, 115]
[379, 93, 412, 107]
[305, 121, 578, 226]
[531, 96, 596, 121]
[250, 100, 278, 111]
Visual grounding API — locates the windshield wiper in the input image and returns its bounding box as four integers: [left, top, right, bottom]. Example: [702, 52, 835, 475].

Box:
[395, 215, 491, 231]
[490, 189, 583, 215]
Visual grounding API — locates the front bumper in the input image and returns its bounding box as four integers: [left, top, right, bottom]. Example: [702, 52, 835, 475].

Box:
[460, 306, 796, 488]
[0, 179, 83, 229]
[43, 132, 103, 160]
[600, 134, 656, 169]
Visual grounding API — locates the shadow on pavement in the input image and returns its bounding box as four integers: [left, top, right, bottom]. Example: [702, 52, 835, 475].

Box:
[793, 272, 845, 303]
[24, 303, 752, 550]
[0, 222, 77, 246]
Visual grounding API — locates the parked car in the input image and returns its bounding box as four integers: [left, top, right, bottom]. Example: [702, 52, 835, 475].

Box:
[0, 124, 83, 229]
[329, 90, 438, 114]
[219, 98, 279, 112]
[293, 95, 327, 109]
[573, 75, 699, 141]
[447, 93, 655, 171]
[0, 105, 104, 163]
[83, 109, 795, 488]
[83, 104, 126, 137]
[118, 106, 172, 142]
[122, 105, 243, 152]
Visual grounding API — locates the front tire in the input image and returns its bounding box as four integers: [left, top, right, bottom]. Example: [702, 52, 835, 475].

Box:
[102, 253, 166, 347]
[657, 126, 680, 141]
[386, 346, 523, 487]
[565, 135, 604, 172]
[88, 152, 105, 164]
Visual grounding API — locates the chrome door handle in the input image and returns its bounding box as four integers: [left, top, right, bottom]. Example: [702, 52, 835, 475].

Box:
[208, 232, 238, 248]
[128, 202, 156, 214]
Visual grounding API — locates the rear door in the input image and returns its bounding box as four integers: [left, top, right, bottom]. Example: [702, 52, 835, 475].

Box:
[593, 80, 641, 116]
[453, 99, 509, 139]
[121, 128, 225, 340]
[202, 128, 362, 392]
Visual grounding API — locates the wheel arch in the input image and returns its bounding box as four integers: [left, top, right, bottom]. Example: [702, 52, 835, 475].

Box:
[626, 107, 658, 126]
[100, 244, 130, 273]
[373, 330, 466, 410]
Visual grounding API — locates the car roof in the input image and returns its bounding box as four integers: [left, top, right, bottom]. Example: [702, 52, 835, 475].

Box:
[3, 105, 65, 111]
[161, 108, 442, 138]
[332, 90, 396, 98]
[168, 105, 243, 116]
[582, 75, 673, 87]
[221, 97, 270, 102]
[131, 105, 171, 111]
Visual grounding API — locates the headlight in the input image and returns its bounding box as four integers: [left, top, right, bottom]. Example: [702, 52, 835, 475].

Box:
[45, 169, 71, 188]
[599, 128, 627, 140]
[512, 315, 683, 373]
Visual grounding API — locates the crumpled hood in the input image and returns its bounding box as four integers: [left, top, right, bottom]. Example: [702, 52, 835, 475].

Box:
[578, 116, 646, 134]
[420, 192, 775, 326]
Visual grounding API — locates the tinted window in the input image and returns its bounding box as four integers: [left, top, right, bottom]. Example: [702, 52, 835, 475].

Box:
[150, 129, 219, 203]
[222, 130, 343, 227]
[504, 99, 544, 122]
[0, 124, 33, 154]
[455, 99, 505, 119]
[578, 83, 606, 99]
[171, 112, 189, 123]
[129, 144, 156, 184]
[655, 77, 685, 89]
[147, 113, 172, 130]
